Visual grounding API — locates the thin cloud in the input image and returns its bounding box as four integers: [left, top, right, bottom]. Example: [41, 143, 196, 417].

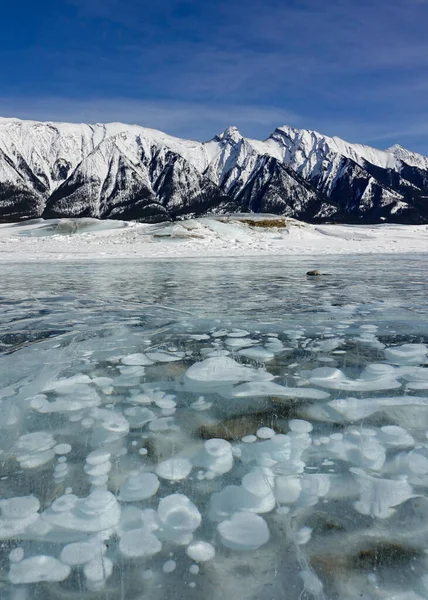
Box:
[0, 97, 301, 140]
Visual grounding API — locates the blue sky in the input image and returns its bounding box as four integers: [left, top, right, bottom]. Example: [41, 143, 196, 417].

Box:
[1, 0, 428, 153]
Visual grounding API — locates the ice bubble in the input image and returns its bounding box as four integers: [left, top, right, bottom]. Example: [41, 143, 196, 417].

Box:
[228, 329, 250, 338]
[119, 528, 162, 557]
[137, 508, 159, 533]
[275, 476, 302, 504]
[34, 385, 101, 413]
[211, 329, 229, 338]
[225, 337, 258, 349]
[60, 539, 106, 566]
[92, 376, 114, 387]
[326, 395, 428, 422]
[237, 347, 275, 361]
[54, 443, 72, 455]
[192, 439, 234, 476]
[203, 349, 232, 358]
[154, 394, 177, 409]
[298, 474, 330, 507]
[42, 490, 120, 533]
[186, 540, 215, 562]
[51, 494, 78, 513]
[84, 461, 111, 477]
[86, 449, 111, 466]
[362, 363, 396, 379]
[222, 381, 329, 400]
[1, 495, 40, 519]
[123, 406, 157, 428]
[385, 343, 428, 365]
[119, 470, 160, 501]
[217, 512, 270, 550]
[13, 431, 56, 469]
[406, 381, 428, 390]
[239, 433, 294, 469]
[84, 556, 113, 588]
[326, 429, 386, 471]
[388, 449, 428, 486]
[156, 458, 192, 481]
[9, 555, 70, 583]
[209, 484, 275, 520]
[118, 365, 146, 376]
[47, 374, 92, 390]
[307, 366, 401, 391]
[143, 569, 153, 580]
[288, 419, 313, 433]
[128, 392, 153, 405]
[121, 353, 154, 366]
[242, 435, 257, 443]
[184, 356, 274, 391]
[90, 408, 130, 444]
[264, 338, 287, 353]
[146, 351, 183, 363]
[90, 475, 109, 487]
[54, 462, 69, 476]
[149, 417, 178, 432]
[256, 427, 275, 439]
[189, 564, 199, 574]
[399, 366, 428, 382]
[9, 548, 24, 562]
[295, 526, 312, 545]
[139, 448, 148, 456]
[190, 397, 212, 411]
[378, 425, 414, 448]
[242, 468, 275, 498]
[0, 495, 40, 539]
[117, 506, 144, 533]
[351, 468, 414, 518]
[162, 559, 176, 573]
[157, 494, 201, 539]
[204, 438, 232, 457]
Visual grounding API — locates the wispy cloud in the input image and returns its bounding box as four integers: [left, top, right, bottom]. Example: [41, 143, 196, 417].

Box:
[1, 95, 427, 156]
[0, 96, 301, 140]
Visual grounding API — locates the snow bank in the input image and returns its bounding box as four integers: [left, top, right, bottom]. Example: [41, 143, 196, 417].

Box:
[0, 216, 426, 261]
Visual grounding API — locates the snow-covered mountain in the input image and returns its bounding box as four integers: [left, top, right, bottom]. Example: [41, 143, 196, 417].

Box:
[0, 117, 427, 224]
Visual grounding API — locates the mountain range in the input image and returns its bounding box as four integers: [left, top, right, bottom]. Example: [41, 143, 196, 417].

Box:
[1, 117, 427, 224]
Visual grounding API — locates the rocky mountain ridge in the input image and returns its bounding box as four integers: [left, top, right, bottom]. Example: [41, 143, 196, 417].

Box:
[0, 117, 427, 223]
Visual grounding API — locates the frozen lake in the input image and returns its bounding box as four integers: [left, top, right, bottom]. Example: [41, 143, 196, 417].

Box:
[1, 254, 428, 600]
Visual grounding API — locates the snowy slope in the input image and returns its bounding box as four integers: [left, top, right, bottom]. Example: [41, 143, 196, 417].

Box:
[0, 217, 427, 261]
[0, 117, 427, 224]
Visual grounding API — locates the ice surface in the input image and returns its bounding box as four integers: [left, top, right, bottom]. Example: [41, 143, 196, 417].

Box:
[1, 256, 428, 599]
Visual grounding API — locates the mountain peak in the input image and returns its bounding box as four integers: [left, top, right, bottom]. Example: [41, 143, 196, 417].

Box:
[215, 125, 242, 143]
[385, 143, 428, 170]
[386, 144, 405, 154]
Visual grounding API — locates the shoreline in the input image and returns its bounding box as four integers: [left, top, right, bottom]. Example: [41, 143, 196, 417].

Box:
[0, 217, 427, 262]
